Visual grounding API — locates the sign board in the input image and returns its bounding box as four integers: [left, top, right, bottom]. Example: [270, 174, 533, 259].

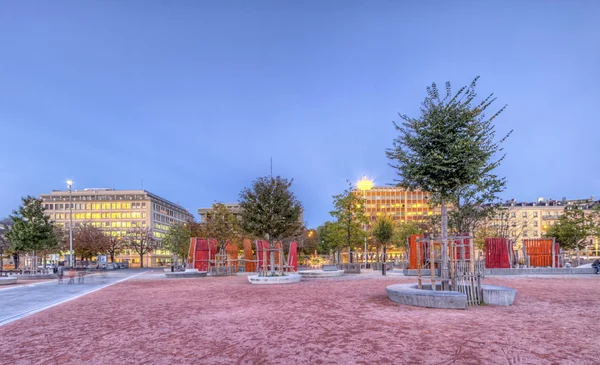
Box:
[99, 255, 107, 264]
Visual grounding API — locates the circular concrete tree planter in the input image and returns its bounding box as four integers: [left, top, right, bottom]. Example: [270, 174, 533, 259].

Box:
[298, 270, 344, 279]
[0, 277, 18, 285]
[386, 283, 517, 309]
[248, 273, 302, 285]
[165, 268, 208, 278]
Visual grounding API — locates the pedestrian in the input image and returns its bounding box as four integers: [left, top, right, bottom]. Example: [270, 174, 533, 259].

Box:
[57, 265, 64, 284]
[67, 268, 75, 284]
[592, 258, 600, 274]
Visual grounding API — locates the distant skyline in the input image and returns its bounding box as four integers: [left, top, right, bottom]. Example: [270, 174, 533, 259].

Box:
[1, 1, 599, 226]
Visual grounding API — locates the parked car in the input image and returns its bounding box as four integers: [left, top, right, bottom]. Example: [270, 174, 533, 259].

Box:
[120, 261, 129, 269]
[106, 263, 115, 270]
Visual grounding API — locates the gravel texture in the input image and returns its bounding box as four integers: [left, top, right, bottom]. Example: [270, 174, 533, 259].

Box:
[1, 272, 598, 365]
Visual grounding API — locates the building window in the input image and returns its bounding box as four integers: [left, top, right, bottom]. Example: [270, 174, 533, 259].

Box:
[522, 212, 527, 218]
[523, 231, 528, 237]
[511, 212, 516, 218]
[533, 221, 538, 227]
[533, 212, 538, 218]
[533, 230, 538, 237]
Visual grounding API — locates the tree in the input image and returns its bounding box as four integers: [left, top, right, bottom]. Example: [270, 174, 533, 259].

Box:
[545, 207, 599, 264]
[0, 218, 13, 270]
[371, 216, 394, 275]
[317, 222, 345, 259]
[329, 183, 368, 263]
[239, 176, 303, 276]
[204, 202, 242, 258]
[163, 222, 192, 267]
[6, 196, 58, 271]
[393, 221, 422, 250]
[104, 229, 128, 263]
[73, 223, 110, 261]
[386, 77, 511, 286]
[126, 226, 157, 268]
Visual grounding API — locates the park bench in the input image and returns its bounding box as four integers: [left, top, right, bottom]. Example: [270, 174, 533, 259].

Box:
[322, 265, 339, 272]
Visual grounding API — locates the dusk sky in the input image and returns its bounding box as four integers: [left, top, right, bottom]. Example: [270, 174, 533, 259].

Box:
[1, 1, 599, 227]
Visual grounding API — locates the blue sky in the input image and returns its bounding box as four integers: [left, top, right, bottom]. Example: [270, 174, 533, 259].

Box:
[1, 1, 599, 227]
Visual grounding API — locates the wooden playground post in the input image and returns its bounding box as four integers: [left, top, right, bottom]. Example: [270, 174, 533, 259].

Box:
[449, 238, 455, 289]
[430, 239, 435, 291]
[262, 249, 267, 277]
[469, 232, 477, 303]
[416, 238, 422, 289]
[551, 238, 556, 268]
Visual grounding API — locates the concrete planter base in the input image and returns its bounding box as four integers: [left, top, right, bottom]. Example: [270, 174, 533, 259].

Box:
[0, 277, 18, 285]
[248, 274, 301, 285]
[298, 270, 344, 278]
[165, 270, 208, 278]
[386, 283, 517, 309]
[17, 274, 57, 280]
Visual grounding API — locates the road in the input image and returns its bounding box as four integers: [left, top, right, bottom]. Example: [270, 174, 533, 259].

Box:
[0, 269, 147, 326]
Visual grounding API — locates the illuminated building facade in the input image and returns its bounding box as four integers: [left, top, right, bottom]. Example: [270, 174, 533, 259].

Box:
[355, 186, 438, 229]
[40, 189, 193, 267]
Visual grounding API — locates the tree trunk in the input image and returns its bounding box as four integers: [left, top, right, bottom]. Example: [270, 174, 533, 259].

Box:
[140, 252, 144, 268]
[441, 202, 449, 290]
[382, 245, 387, 276]
[13, 253, 19, 270]
[270, 243, 275, 276]
[576, 245, 580, 267]
[110, 253, 115, 263]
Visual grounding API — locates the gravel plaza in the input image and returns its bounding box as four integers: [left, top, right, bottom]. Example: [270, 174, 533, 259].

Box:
[0, 271, 598, 365]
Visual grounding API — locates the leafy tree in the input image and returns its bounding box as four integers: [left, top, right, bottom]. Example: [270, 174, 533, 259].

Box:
[386, 77, 511, 284]
[240, 176, 303, 275]
[204, 202, 242, 258]
[329, 183, 368, 263]
[126, 226, 157, 268]
[371, 216, 394, 275]
[393, 221, 422, 250]
[317, 221, 345, 259]
[73, 222, 110, 260]
[545, 207, 599, 263]
[104, 229, 128, 263]
[163, 221, 192, 266]
[0, 218, 13, 270]
[6, 196, 58, 270]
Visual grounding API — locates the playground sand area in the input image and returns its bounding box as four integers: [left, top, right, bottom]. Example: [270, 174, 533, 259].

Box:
[0, 273, 598, 365]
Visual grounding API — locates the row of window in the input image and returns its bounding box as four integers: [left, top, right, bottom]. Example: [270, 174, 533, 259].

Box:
[154, 223, 170, 231]
[152, 203, 187, 221]
[506, 211, 560, 219]
[153, 213, 177, 224]
[52, 212, 146, 220]
[45, 202, 147, 211]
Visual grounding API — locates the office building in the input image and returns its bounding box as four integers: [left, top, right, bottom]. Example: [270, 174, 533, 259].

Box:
[40, 189, 194, 267]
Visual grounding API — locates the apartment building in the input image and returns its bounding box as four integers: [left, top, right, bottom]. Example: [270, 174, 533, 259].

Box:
[487, 197, 599, 250]
[40, 189, 193, 267]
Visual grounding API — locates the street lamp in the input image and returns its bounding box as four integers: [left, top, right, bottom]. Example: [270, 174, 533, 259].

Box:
[67, 180, 74, 268]
[357, 176, 374, 268]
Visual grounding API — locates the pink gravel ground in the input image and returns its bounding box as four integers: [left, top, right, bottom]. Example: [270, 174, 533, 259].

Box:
[1, 273, 599, 365]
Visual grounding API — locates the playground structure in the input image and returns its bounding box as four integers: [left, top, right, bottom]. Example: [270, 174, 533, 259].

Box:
[394, 234, 491, 307]
[188, 238, 298, 277]
[484, 237, 562, 269]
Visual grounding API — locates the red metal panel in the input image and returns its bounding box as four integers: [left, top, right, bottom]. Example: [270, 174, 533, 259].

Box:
[243, 239, 255, 272]
[288, 241, 298, 271]
[193, 238, 210, 271]
[408, 234, 423, 269]
[485, 238, 511, 268]
[256, 240, 269, 270]
[525, 239, 555, 267]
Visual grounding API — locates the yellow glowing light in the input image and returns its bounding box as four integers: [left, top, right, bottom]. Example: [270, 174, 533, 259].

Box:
[66, 179, 73, 187]
[356, 176, 374, 191]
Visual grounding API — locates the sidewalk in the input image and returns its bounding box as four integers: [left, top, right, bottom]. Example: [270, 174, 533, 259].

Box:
[0, 269, 146, 326]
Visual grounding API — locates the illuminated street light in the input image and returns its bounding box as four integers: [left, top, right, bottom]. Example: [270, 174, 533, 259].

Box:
[67, 180, 74, 268]
[357, 176, 373, 268]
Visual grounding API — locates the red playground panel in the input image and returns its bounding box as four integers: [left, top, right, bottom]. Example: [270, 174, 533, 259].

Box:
[485, 238, 512, 269]
[189, 238, 217, 271]
[525, 239, 559, 267]
[288, 241, 298, 271]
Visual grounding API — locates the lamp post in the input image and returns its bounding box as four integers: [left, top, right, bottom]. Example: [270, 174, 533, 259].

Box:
[67, 180, 74, 268]
[357, 176, 374, 269]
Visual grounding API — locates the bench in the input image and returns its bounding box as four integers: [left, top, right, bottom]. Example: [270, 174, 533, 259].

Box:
[322, 265, 339, 272]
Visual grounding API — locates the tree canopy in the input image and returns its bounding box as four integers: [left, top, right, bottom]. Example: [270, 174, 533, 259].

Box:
[162, 221, 192, 262]
[386, 77, 511, 205]
[6, 196, 58, 253]
[239, 176, 303, 247]
[203, 202, 242, 253]
[545, 207, 599, 251]
[329, 183, 368, 252]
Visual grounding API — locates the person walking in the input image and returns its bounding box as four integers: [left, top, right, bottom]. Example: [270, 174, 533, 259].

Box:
[57, 265, 64, 284]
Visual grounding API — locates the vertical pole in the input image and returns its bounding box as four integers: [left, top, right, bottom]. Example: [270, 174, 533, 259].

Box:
[416, 238, 422, 289]
[69, 186, 73, 268]
[430, 239, 435, 291]
[449, 238, 455, 289]
[441, 203, 449, 290]
[363, 189, 367, 269]
[551, 238, 556, 269]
